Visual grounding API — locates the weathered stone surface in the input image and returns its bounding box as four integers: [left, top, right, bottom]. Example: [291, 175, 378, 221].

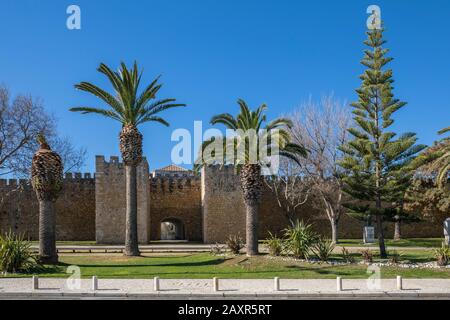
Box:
[0, 175, 95, 240]
[0, 157, 444, 243]
[95, 156, 149, 244]
[150, 176, 202, 241]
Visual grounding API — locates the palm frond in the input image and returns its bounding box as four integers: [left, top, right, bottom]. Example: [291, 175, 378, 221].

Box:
[69, 107, 122, 122]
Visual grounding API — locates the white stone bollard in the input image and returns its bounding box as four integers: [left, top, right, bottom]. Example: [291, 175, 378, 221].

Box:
[396, 276, 403, 290]
[32, 275, 39, 290]
[154, 276, 160, 291]
[92, 276, 98, 291]
[336, 277, 342, 292]
[274, 277, 280, 291]
[213, 277, 219, 292]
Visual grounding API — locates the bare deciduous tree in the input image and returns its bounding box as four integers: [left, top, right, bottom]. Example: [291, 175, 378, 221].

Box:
[289, 95, 351, 243]
[0, 85, 86, 208]
[0, 85, 86, 177]
[265, 158, 311, 227]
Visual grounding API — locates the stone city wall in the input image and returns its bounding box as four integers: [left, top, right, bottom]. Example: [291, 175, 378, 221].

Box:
[1, 160, 443, 244]
[201, 165, 443, 243]
[149, 176, 202, 241]
[95, 156, 150, 244]
[0, 173, 95, 241]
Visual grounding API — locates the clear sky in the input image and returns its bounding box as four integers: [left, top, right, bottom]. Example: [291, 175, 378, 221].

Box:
[1, 0, 449, 173]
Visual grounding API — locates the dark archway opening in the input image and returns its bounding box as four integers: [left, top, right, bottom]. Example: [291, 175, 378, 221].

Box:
[160, 218, 185, 240]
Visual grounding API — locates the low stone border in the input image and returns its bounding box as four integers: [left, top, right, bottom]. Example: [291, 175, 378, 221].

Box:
[263, 255, 450, 269]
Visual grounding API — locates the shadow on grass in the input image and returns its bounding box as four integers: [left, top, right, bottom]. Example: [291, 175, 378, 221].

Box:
[58, 258, 226, 269]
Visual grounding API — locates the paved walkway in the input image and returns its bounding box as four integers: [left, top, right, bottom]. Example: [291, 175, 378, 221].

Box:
[29, 244, 433, 254]
[1, 278, 449, 299]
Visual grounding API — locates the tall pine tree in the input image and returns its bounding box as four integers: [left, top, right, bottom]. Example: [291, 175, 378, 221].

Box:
[340, 24, 426, 258]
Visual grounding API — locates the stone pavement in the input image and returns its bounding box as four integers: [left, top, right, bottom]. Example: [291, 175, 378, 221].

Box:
[28, 244, 433, 254]
[0, 278, 449, 299]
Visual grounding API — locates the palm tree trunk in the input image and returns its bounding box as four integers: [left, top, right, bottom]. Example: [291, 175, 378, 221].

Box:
[39, 200, 58, 264]
[124, 164, 140, 256]
[245, 200, 259, 256]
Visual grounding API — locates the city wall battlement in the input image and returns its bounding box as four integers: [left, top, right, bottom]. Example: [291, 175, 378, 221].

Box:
[1, 155, 443, 243]
[0, 173, 94, 189]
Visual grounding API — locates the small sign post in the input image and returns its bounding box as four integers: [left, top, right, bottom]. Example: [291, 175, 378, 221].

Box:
[363, 226, 375, 244]
[444, 218, 450, 245]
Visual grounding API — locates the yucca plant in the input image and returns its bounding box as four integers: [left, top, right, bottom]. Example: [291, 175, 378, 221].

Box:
[388, 250, 403, 264]
[225, 234, 244, 254]
[283, 220, 318, 259]
[433, 242, 449, 266]
[263, 232, 284, 256]
[312, 237, 335, 262]
[31, 134, 63, 264]
[195, 100, 307, 256]
[360, 249, 374, 263]
[341, 247, 355, 264]
[0, 231, 39, 273]
[70, 62, 185, 256]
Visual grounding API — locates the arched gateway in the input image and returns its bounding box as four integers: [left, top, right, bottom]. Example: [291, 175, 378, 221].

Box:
[160, 218, 185, 240]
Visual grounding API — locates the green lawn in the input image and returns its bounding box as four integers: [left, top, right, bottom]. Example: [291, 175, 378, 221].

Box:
[2, 252, 449, 279]
[337, 238, 444, 248]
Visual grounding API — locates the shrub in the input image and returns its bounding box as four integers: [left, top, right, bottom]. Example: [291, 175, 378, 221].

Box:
[433, 242, 450, 266]
[210, 243, 225, 256]
[312, 237, 335, 262]
[360, 249, 374, 263]
[283, 220, 319, 259]
[0, 231, 38, 273]
[341, 247, 355, 264]
[263, 232, 283, 256]
[225, 235, 244, 255]
[389, 250, 403, 264]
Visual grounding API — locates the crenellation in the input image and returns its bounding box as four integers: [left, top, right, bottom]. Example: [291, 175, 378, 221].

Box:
[2, 154, 442, 244]
[110, 156, 119, 164]
[95, 155, 150, 244]
[0, 172, 95, 241]
[149, 176, 201, 193]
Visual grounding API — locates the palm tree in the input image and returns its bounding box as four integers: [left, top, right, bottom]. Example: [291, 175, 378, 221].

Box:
[429, 126, 450, 187]
[31, 134, 63, 264]
[70, 62, 185, 256]
[196, 99, 307, 256]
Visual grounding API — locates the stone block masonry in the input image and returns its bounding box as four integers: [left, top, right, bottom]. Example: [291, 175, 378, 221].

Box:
[0, 173, 95, 241]
[95, 156, 150, 244]
[1, 156, 444, 243]
[150, 176, 202, 241]
[201, 165, 444, 243]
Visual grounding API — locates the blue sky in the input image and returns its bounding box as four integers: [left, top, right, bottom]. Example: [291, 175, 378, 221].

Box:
[1, 0, 449, 173]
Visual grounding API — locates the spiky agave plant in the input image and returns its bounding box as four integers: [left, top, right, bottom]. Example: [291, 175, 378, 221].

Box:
[31, 133, 63, 264]
[70, 62, 185, 256]
[195, 99, 307, 256]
